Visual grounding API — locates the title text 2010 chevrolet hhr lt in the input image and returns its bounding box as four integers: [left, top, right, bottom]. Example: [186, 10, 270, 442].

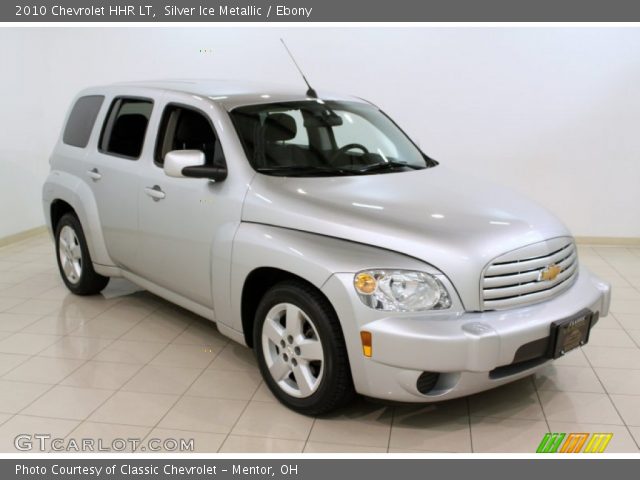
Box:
[42, 81, 611, 414]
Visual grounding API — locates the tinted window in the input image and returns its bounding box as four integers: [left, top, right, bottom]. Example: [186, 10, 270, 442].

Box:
[100, 98, 153, 159]
[63, 95, 104, 148]
[155, 105, 225, 167]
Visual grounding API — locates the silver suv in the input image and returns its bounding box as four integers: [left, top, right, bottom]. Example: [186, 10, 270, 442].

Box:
[43, 80, 611, 414]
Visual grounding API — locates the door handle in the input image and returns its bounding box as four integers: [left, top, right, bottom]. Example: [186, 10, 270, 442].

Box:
[144, 185, 166, 201]
[86, 168, 102, 181]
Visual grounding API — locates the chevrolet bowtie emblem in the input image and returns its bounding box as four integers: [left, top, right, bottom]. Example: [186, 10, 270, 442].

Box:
[539, 264, 562, 282]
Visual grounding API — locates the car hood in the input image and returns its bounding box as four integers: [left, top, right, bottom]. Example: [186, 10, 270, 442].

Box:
[242, 166, 572, 310]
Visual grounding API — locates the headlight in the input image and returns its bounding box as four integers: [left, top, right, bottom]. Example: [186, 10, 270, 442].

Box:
[354, 269, 452, 312]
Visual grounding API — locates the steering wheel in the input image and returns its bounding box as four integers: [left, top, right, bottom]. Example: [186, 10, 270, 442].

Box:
[329, 143, 369, 163]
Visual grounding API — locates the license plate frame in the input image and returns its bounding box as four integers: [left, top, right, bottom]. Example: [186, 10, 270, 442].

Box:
[549, 309, 593, 359]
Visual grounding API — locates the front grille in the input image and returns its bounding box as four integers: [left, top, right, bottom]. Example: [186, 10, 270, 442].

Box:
[481, 237, 578, 310]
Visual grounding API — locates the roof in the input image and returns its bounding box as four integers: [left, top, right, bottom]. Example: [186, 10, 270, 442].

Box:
[106, 79, 366, 110]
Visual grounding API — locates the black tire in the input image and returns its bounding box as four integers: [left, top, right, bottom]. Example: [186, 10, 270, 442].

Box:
[55, 213, 110, 295]
[253, 280, 355, 415]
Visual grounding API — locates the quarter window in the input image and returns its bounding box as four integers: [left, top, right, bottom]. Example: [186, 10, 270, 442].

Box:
[155, 105, 225, 167]
[63, 95, 104, 148]
[100, 98, 153, 159]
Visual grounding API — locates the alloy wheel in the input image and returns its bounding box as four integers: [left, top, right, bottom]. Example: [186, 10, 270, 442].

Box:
[58, 225, 83, 284]
[261, 302, 325, 398]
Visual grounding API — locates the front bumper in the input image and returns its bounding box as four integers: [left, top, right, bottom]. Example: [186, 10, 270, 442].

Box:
[322, 266, 610, 402]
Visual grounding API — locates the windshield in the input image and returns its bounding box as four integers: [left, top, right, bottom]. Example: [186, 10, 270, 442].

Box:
[229, 100, 436, 177]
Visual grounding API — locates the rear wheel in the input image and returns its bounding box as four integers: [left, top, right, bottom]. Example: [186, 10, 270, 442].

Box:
[55, 213, 109, 295]
[254, 281, 354, 415]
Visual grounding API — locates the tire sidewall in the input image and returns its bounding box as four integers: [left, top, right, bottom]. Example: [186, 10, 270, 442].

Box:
[55, 214, 91, 293]
[254, 283, 344, 412]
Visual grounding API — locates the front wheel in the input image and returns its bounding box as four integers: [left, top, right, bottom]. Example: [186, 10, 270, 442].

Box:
[55, 213, 110, 295]
[254, 281, 355, 415]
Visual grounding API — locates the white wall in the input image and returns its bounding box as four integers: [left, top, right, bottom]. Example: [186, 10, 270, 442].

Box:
[1, 27, 639, 239]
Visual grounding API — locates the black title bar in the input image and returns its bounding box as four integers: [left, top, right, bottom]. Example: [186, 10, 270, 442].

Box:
[5, 0, 640, 22]
[4, 459, 640, 480]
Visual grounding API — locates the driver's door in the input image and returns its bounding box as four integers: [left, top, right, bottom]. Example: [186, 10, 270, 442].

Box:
[134, 102, 227, 308]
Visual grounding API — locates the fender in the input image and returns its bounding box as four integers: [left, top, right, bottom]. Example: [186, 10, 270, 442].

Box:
[42, 169, 116, 269]
[224, 222, 436, 341]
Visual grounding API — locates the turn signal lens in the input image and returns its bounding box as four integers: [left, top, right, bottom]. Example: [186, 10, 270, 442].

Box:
[360, 331, 372, 357]
[354, 272, 377, 295]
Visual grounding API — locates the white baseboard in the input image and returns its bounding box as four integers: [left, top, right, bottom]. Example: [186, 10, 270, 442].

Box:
[0, 225, 48, 248]
[1, 225, 637, 249]
[575, 236, 640, 246]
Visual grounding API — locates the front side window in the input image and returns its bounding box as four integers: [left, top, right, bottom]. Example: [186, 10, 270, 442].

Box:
[99, 98, 153, 159]
[230, 100, 435, 176]
[155, 105, 225, 167]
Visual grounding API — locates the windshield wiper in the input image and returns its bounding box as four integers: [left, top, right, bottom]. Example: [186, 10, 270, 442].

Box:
[354, 161, 423, 174]
[255, 165, 351, 177]
[256, 162, 423, 177]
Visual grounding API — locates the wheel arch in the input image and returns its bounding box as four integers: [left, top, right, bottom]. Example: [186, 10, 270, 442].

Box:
[50, 199, 76, 232]
[42, 171, 115, 267]
[222, 222, 431, 350]
[224, 223, 355, 348]
[240, 267, 337, 348]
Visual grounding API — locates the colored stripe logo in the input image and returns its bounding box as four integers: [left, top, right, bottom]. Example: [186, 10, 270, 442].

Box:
[537, 433, 566, 453]
[584, 433, 614, 453]
[536, 433, 613, 453]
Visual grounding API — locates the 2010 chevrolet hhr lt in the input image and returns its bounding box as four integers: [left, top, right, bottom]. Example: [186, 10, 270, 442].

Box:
[43, 80, 611, 414]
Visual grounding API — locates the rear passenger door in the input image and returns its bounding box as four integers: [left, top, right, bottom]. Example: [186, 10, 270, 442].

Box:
[134, 102, 228, 308]
[89, 96, 153, 269]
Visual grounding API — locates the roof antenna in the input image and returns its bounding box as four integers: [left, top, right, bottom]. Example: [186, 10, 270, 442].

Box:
[280, 38, 318, 99]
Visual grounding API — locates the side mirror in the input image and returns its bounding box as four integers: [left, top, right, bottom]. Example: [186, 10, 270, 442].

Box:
[164, 150, 205, 178]
[163, 150, 228, 182]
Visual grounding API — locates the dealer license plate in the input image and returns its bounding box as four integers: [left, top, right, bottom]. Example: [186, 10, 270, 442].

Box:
[550, 310, 593, 359]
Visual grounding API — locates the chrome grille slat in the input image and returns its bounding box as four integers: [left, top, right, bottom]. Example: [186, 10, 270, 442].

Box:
[485, 243, 574, 277]
[481, 238, 578, 311]
[483, 260, 577, 300]
[483, 277, 576, 310]
[483, 250, 577, 289]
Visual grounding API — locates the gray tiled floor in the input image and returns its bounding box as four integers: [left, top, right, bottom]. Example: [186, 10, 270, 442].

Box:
[0, 234, 639, 452]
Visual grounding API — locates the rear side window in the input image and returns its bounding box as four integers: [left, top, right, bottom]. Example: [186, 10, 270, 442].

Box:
[154, 104, 225, 167]
[63, 95, 104, 148]
[99, 97, 153, 159]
